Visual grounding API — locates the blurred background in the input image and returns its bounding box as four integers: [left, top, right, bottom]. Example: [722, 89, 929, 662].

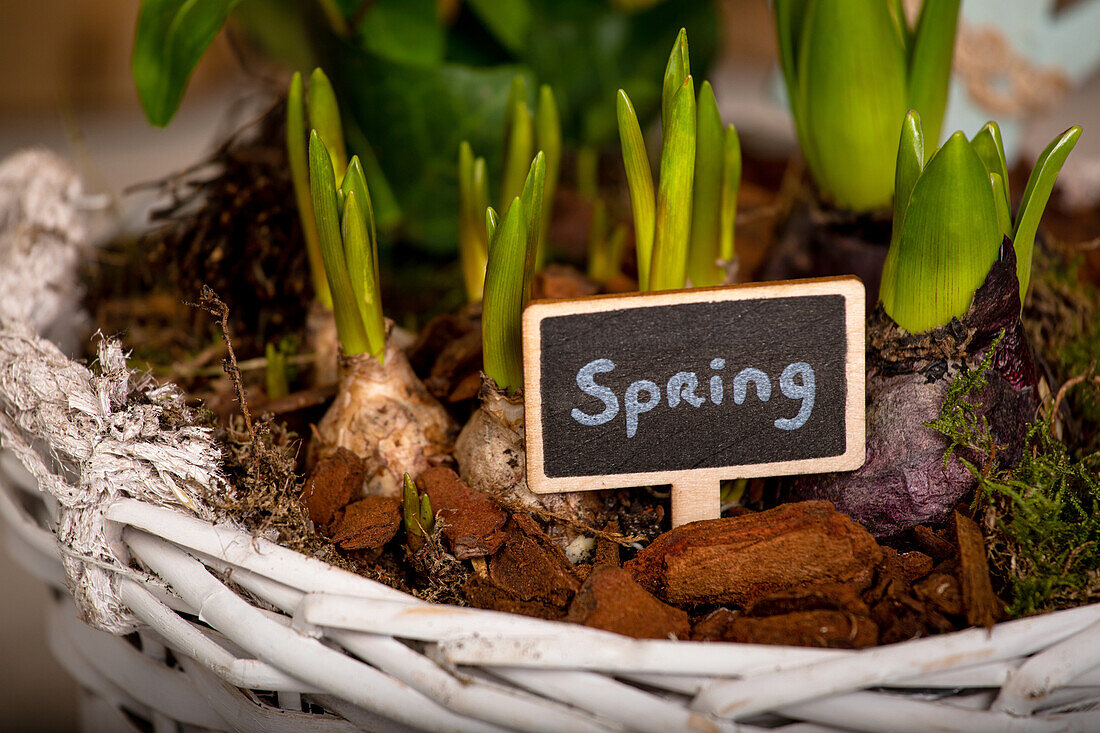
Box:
[1, 0, 1099, 728]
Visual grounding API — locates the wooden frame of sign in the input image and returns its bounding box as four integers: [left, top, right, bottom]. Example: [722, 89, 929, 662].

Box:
[522, 276, 866, 527]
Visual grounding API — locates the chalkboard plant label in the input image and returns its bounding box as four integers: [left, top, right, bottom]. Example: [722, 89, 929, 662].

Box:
[523, 277, 866, 526]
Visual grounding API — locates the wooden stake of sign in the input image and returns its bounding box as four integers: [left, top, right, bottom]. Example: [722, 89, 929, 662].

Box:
[522, 277, 866, 527]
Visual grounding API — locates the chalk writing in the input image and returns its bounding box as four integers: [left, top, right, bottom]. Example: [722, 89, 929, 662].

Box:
[571, 358, 817, 438]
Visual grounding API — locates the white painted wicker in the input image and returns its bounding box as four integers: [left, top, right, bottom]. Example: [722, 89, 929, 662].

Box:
[4, 436, 1100, 732]
[2, 152, 1099, 732]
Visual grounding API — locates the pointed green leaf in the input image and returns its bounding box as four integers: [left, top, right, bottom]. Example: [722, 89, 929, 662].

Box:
[887, 132, 1000, 333]
[482, 197, 526, 392]
[535, 85, 561, 270]
[971, 121, 1010, 211]
[519, 152, 546, 308]
[661, 28, 690, 136]
[341, 189, 386, 361]
[500, 102, 534, 211]
[907, 0, 960, 150]
[989, 173, 1012, 241]
[688, 81, 724, 287]
[798, 0, 907, 210]
[1013, 125, 1081, 301]
[307, 68, 347, 182]
[458, 142, 487, 302]
[403, 473, 421, 538]
[418, 494, 434, 533]
[719, 123, 741, 264]
[340, 157, 379, 308]
[616, 90, 655, 289]
[132, 0, 240, 126]
[485, 206, 499, 252]
[309, 132, 369, 356]
[882, 110, 925, 313]
[503, 76, 528, 148]
[650, 76, 695, 292]
[288, 72, 331, 308]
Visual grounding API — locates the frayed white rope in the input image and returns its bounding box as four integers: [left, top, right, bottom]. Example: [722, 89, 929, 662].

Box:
[0, 149, 93, 354]
[0, 319, 227, 633]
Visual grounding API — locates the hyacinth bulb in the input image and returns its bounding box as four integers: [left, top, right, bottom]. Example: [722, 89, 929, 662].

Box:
[881, 111, 1081, 333]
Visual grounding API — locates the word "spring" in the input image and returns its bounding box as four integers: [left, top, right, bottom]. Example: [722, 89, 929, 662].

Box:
[570, 358, 816, 438]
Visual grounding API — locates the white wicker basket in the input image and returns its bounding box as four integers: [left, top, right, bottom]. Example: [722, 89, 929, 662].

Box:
[4, 416, 1100, 733]
[2, 153, 1100, 732]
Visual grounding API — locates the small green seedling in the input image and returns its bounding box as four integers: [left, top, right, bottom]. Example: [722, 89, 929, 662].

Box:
[308, 131, 387, 360]
[586, 200, 629, 285]
[618, 29, 741, 291]
[460, 79, 561, 302]
[482, 154, 547, 392]
[403, 472, 435, 551]
[458, 142, 491, 302]
[881, 110, 1081, 333]
[264, 342, 290, 400]
[775, 0, 960, 212]
[288, 69, 349, 309]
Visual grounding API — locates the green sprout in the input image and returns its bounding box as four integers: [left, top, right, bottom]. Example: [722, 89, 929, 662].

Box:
[458, 142, 491, 302]
[482, 153, 546, 392]
[880, 111, 1081, 333]
[618, 28, 741, 291]
[460, 79, 561, 300]
[308, 131, 387, 361]
[402, 473, 435, 550]
[586, 200, 629, 285]
[264, 342, 290, 400]
[688, 82, 741, 288]
[775, 0, 960, 212]
[288, 68, 349, 309]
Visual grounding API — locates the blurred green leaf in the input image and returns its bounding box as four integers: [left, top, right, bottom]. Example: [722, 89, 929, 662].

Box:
[888, 132, 1000, 333]
[907, 0, 960, 150]
[798, 0, 907, 211]
[338, 54, 530, 250]
[1013, 125, 1082, 302]
[501, 101, 534, 210]
[264, 343, 290, 400]
[535, 85, 561, 268]
[359, 0, 444, 67]
[287, 72, 332, 308]
[521, 0, 717, 146]
[132, 0, 241, 126]
[466, 0, 532, 55]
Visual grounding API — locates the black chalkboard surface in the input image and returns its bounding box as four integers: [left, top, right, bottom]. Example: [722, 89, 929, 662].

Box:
[522, 277, 865, 524]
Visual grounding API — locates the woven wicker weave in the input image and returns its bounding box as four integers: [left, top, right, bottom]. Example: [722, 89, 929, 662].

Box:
[4, 444, 1100, 732]
[2, 154, 1099, 732]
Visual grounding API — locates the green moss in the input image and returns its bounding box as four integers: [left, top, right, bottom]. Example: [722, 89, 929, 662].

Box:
[927, 337, 1100, 617]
